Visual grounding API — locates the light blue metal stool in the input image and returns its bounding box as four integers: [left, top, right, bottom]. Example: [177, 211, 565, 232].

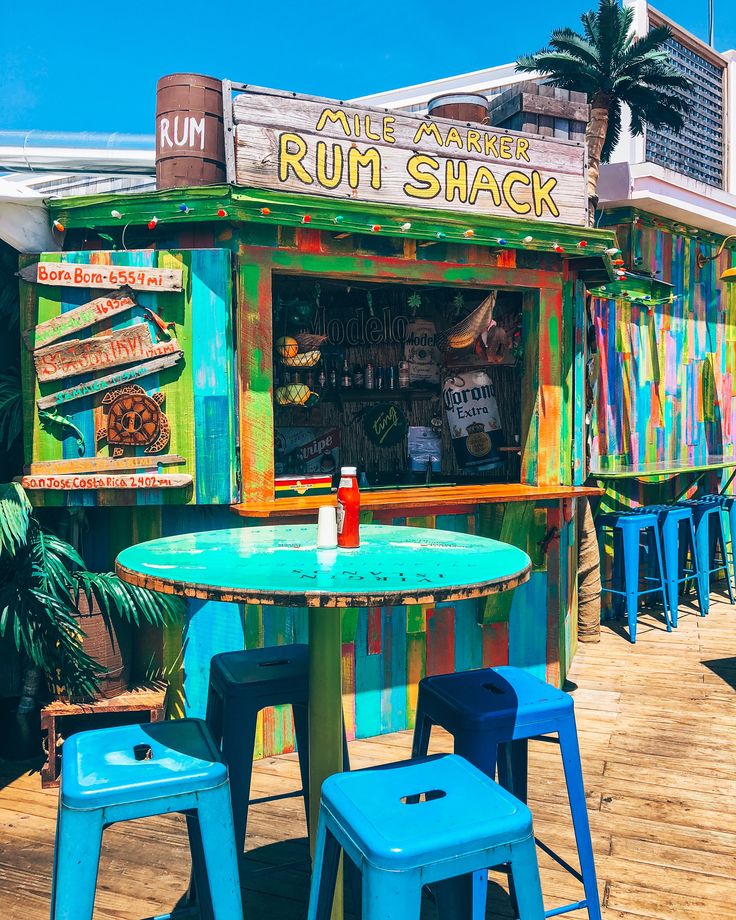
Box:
[307, 754, 545, 920]
[596, 510, 670, 641]
[722, 496, 736, 587]
[412, 666, 601, 920]
[679, 496, 735, 614]
[50, 719, 244, 920]
[632, 504, 703, 626]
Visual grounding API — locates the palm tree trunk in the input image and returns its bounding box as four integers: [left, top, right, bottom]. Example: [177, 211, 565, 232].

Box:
[586, 91, 611, 215]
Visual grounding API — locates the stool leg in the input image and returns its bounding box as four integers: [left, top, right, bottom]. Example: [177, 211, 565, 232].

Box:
[292, 702, 312, 832]
[716, 510, 735, 604]
[308, 814, 342, 920]
[660, 516, 679, 628]
[620, 526, 640, 643]
[728, 503, 736, 588]
[50, 805, 104, 920]
[222, 699, 259, 854]
[195, 782, 244, 920]
[410, 702, 433, 758]
[508, 835, 546, 919]
[558, 720, 602, 920]
[651, 526, 672, 631]
[693, 514, 711, 616]
[686, 515, 705, 615]
[362, 866, 422, 920]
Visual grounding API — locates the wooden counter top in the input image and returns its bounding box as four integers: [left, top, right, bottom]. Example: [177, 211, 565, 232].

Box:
[232, 483, 603, 519]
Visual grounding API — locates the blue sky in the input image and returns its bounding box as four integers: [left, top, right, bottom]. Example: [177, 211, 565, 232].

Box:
[1, 1, 733, 135]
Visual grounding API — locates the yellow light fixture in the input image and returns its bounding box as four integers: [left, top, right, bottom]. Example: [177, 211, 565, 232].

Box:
[696, 234, 736, 279]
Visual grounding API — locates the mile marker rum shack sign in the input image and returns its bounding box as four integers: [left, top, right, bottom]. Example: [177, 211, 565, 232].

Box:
[233, 87, 587, 224]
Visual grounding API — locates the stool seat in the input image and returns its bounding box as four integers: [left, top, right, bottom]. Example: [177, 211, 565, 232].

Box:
[322, 755, 531, 871]
[62, 719, 226, 810]
[417, 666, 570, 734]
[211, 644, 308, 697]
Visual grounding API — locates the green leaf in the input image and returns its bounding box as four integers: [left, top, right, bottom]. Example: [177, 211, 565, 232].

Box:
[0, 482, 32, 556]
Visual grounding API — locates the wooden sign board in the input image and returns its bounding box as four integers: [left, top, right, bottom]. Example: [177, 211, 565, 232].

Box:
[233, 88, 587, 224]
[25, 288, 137, 351]
[24, 454, 186, 475]
[36, 352, 184, 410]
[34, 324, 181, 383]
[17, 472, 192, 490]
[20, 262, 182, 292]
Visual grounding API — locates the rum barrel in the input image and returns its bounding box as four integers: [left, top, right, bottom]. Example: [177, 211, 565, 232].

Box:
[427, 93, 489, 125]
[155, 73, 226, 189]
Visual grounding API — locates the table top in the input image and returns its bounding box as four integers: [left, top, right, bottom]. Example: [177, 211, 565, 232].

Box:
[590, 455, 736, 480]
[116, 524, 531, 608]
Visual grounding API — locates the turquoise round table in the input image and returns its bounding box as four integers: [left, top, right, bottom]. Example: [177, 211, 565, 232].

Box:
[116, 523, 531, 917]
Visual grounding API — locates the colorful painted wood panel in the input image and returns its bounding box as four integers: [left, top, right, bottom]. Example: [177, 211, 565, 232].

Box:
[20, 249, 237, 506]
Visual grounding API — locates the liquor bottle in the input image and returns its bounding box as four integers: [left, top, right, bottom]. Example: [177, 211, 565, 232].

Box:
[318, 367, 327, 389]
[353, 364, 364, 388]
[329, 363, 338, 389]
[376, 366, 384, 390]
[399, 360, 410, 389]
[337, 466, 360, 548]
[388, 366, 397, 390]
[365, 362, 375, 390]
[341, 358, 352, 388]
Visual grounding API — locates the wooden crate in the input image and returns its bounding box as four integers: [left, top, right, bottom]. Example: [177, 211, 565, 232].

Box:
[488, 81, 589, 142]
[40, 682, 167, 788]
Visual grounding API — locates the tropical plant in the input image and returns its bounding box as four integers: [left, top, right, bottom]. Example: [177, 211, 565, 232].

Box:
[517, 0, 691, 203]
[0, 371, 22, 453]
[0, 483, 183, 700]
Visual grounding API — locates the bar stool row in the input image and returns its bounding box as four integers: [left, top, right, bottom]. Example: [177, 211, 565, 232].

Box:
[51, 645, 602, 920]
[596, 494, 736, 642]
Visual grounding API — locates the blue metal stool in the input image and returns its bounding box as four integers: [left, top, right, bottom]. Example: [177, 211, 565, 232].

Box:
[206, 644, 349, 854]
[633, 505, 703, 626]
[50, 719, 243, 920]
[596, 510, 670, 642]
[722, 496, 736, 587]
[308, 754, 545, 920]
[679, 496, 735, 614]
[412, 666, 601, 920]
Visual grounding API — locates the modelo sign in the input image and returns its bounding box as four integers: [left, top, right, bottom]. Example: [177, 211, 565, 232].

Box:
[233, 87, 586, 224]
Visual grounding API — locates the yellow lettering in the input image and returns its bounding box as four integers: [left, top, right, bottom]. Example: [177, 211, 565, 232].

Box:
[445, 126, 463, 149]
[364, 115, 381, 141]
[445, 160, 468, 203]
[353, 114, 361, 137]
[501, 171, 532, 214]
[515, 138, 530, 162]
[315, 108, 351, 136]
[499, 136, 513, 159]
[468, 166, 502, 206]
[466, 130, 481, 154]
[348, 146, 381, 190]
[383, 115, 396, 144]
[403, 154, 441, 199]
[413, 122, 444, 146]
[532, 170, 559, 218]
[316, 141, 344, 189]
[278, 133, 313, 185]
[484, 134, 499, 158]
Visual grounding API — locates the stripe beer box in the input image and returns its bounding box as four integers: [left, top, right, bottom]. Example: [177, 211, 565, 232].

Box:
[275, 474, 334, 497]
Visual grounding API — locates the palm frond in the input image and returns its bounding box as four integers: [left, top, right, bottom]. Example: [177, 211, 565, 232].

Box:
[73, 569, 184, 628]
[0, 482, 32, 557]
[0, 370, 22, 452]
[622, 24, 672, 64]
[549, 28, 601, 69]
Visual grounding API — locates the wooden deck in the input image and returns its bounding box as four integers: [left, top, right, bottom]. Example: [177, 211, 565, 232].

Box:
[1, 598, 735, 919]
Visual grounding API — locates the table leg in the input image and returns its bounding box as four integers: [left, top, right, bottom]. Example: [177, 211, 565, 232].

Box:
[308, 606, 344, 920]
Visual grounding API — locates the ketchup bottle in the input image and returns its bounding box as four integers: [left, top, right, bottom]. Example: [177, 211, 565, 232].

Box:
[337, 466, 360, 548]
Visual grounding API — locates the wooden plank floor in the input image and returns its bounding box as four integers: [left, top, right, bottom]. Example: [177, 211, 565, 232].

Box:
[1, 597, 734, 919]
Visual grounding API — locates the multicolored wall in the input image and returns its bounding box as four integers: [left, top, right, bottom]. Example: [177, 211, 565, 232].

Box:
[592, 209, 736, 492]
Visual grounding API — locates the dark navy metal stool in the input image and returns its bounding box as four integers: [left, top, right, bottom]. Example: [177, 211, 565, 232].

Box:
[206, 643, 349, 854]
[679, 496, 735, 614]
[412, 666, 601, 920]
[596, 510, 670, 642]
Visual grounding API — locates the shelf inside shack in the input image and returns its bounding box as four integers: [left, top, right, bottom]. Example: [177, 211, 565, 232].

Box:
[272, 276, 524, 497]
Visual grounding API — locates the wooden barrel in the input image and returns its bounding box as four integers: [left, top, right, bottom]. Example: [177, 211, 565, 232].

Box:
[427, 93, 489, 125]
[156, 73, 226, 189]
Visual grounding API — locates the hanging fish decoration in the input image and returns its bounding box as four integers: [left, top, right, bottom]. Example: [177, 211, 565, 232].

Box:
[38, 408, 85, 456]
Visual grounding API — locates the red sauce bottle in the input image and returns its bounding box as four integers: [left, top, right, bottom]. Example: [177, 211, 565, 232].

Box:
[337, 466, 360, 548]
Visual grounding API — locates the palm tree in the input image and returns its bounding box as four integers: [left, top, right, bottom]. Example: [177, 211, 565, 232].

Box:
[517, 0, 691, 205]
